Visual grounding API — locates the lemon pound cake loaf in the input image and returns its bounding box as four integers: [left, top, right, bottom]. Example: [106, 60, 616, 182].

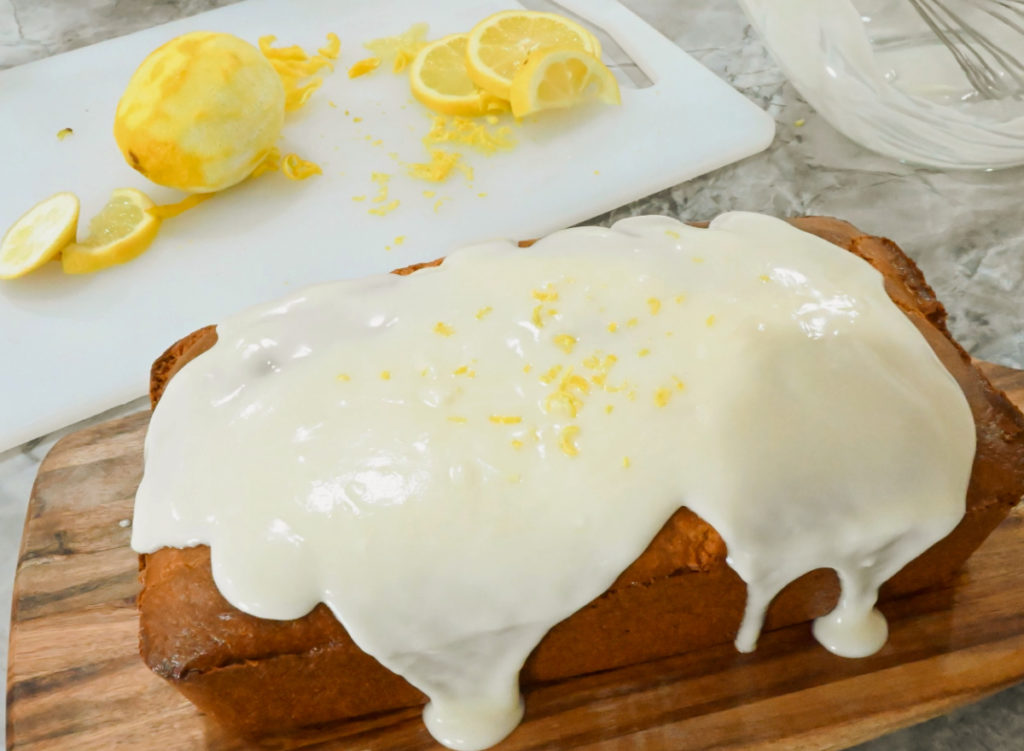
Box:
[132, 213, 1024, 750]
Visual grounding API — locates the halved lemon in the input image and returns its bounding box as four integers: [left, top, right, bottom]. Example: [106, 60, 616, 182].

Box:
[466, 10, 601, 100]
[0, 192, 79, 279]
[62, 188, 161, 275]
[509, 46, 621, 117]
[409, 33, 509, 117]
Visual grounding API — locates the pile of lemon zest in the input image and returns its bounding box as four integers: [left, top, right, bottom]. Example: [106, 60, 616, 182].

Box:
[622, 456, 631, 468]
[424, 115, 516, 154]
[489, 415, 522, 424]
[364, 22, 429, 72]
[348, 57, 381, 78]
[539, 365, 563, 385]
[511, 439, 524, 450]
[281, 153, 322, 180]
[352, 195, 367, 202]
[627, 317, 638, 327]
[433, 322, 455, 336]
[531, 284, 558, 302]
[148, 193, 213, 220]
[56, 128, 73, 140]
[607, 321, 618, 333]
[448, 416, 468, 423]
[638, 348, 651, 357]
[336, 373, 351, 382]
[665, 229, 680, 239]
[655, 387, 672, 407]
[706, 314, 716, 327]
[647, 297, 662, 315]
[406, 150, 463, 182]
[369, 200, 400, 216]
[259, 34, 337, 112]
[559, 426, 580, 457]
[380, 370, 391, 380]
[476, 306, 493, 320]
[553, 334, 576, 354]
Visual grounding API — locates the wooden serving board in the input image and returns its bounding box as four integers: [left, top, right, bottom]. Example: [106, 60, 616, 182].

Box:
[7, 361, 1024, 751]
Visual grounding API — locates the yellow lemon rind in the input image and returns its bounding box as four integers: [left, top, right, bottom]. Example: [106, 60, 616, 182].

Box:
[61, 189, 162, 275]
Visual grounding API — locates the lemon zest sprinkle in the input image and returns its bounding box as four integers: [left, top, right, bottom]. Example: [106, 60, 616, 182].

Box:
[553, 334, 576, 354]
[490, 415, 522, 424]
[706, 314, 716, 327]
[607, 321, 618, 333]
[348, 57, 381, 78]
[336, 373, 350, 382]
[647, 297, 662, 315]
[622, 456, 631, 468]
[639, 348, 650, 357]
[559, 426, 581, 457]
[433, 321, 455, 336]
[627, 317, 638, 328]
[380, 370, 391, 380]
[56, 128, 73, 140]
[368, 199, 400, 216]
[511, 439, 524, 450]
[665, 229, 680, 239]
[655, 387, 672, 407]
[476, 306, 493, 320]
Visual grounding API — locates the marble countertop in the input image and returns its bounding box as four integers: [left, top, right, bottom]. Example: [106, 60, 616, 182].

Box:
[2, 1, 1022, 749]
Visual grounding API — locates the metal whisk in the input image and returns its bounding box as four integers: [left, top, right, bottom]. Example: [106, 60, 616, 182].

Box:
[908, 0, 1024, 99]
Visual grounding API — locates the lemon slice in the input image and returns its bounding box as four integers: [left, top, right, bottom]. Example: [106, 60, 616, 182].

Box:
[466, 10, 601, 100]
[0, 192, 79, 279]
[509, 46, 621, 117]
[410, 33, 509, 117]
[62, 188, 161, 275]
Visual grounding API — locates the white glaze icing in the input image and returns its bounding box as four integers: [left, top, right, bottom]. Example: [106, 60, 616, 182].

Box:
[132, 212, 975, 750]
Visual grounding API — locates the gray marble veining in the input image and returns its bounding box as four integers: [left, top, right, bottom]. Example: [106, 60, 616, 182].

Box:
[1, 1, 1022, 749]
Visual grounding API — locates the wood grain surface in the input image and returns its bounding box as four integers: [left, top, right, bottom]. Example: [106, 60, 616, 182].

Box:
[7, 362, 1024, 751]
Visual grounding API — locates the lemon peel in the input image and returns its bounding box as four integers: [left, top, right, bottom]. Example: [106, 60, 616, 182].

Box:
[348, 57, 381, 78]
[252, 147, 323, 181]
[405, 150, 463, 182]
[0, 192, 79, 280]
[258, 33, 338, 112]
[61, 188, 161, 275]
[148, 193, 213, 220]
[56, 128, 73, 140]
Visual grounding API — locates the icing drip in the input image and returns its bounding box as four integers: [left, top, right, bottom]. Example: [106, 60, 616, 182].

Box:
[132, 212, 975, 750]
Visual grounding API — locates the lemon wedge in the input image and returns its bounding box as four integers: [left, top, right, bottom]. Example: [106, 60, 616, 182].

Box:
[509, 45, 621, 117]
[465, 10, 601, 100]
[410, 33, 509, 117]
[0, 193, 80, 279]
[62, 189, 161, 275]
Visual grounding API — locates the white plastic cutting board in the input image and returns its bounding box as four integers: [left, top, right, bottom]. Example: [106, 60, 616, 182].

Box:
[0, 0, 774, 451]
